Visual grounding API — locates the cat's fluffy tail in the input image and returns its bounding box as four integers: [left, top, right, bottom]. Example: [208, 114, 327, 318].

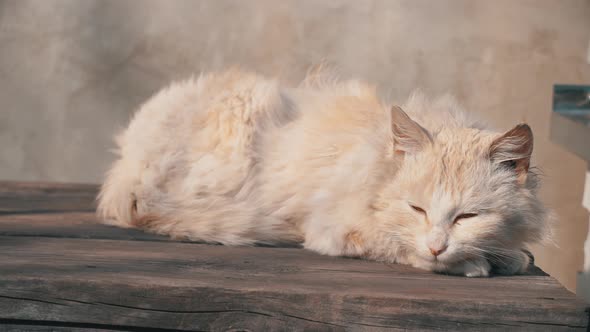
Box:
[97, 157, 139, 228]
[97, 159, 303, 246]
[128, 194, 304, 246]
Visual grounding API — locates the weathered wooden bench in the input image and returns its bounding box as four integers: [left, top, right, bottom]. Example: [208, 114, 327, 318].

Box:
[0, 181, 587, 331]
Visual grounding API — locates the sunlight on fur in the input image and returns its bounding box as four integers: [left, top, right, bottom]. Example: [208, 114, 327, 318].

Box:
[97, 68, 552, 277]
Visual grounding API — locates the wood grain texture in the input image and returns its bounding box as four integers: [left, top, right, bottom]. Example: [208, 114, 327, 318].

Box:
[0, 212, 169, 242]
[0, 181, 98, 214]
[0, 236, 588, 331]
[0, 181, 588, 331]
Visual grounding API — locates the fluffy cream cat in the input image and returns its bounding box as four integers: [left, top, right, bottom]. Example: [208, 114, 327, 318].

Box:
[98, 69, 550, 277]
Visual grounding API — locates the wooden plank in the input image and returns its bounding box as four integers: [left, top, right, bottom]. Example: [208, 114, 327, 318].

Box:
[0, 323, 129, 332]
[0, 181, 98, 214]
[0, 212, 303, 248]
[0, 236, 587, 331]
[0, 212, 169, 242]
[0, 181, 586, 330]
[0, 180, 172, 242]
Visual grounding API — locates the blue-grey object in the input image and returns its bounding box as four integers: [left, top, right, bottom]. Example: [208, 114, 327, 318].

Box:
[553, 84, 590, 127]
[550, 84, 590, 161]
[552, 84, 590, 302]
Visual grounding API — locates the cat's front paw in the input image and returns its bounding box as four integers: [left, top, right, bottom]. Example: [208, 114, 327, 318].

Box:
[492, 250, 530, 275]
[449, 259, 492, 278]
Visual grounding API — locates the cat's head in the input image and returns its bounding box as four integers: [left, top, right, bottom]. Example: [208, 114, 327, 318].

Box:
[372, 106, 550, 272]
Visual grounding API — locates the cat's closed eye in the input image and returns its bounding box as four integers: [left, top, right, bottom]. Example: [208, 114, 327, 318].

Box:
[409, 204, 426, 215]
[454, 213, 478, 224]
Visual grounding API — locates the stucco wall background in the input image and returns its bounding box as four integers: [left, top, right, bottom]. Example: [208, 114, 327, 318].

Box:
[0, 0, 589, 291]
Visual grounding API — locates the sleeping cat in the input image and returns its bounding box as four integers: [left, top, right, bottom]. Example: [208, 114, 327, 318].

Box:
[98, 69, 550, 277]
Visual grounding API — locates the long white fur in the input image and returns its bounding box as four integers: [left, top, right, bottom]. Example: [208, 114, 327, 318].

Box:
[97, 69, 551, 277]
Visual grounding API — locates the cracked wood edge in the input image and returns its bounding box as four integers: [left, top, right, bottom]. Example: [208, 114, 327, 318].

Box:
[1, 281, 586, 331]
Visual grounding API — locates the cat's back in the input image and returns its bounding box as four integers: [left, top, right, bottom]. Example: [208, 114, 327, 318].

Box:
[119, 69, 286, 160]
[99, 69, 290, 225]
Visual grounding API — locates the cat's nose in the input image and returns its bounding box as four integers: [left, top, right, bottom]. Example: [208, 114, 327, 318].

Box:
[429, 245, 447, 257]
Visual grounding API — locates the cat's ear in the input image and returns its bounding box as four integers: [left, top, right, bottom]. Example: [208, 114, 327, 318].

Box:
[391, 106, 433, 154]
[489, 124, 533, 184]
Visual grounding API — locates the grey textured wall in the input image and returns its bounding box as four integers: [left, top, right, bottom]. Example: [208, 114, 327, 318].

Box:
[1, 0, 589, 290]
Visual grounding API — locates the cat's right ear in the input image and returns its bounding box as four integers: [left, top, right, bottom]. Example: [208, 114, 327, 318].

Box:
[391, 106, 433, 154]
[489, 123, 533, 184]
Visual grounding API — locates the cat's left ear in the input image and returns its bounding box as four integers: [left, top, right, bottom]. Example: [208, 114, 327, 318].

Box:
[489, 124, 533, 185]
[391, 106, 433, 154]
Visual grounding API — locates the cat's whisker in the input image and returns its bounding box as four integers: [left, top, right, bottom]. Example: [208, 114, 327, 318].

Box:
[463, 245, 524, 267]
